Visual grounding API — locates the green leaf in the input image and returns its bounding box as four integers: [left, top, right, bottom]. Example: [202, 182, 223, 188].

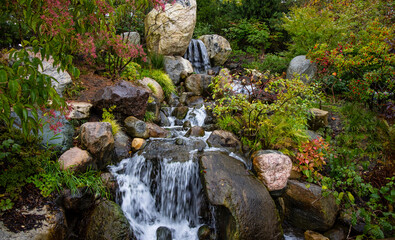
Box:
[8, 80, 21, 99]
[347, 192, 355, 203]
[0, 69, 7, 83]
[22, 108, 28, 122]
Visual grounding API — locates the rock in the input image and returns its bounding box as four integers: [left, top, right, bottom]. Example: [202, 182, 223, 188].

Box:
[185, 96, 204, 108]
[182, 120, 192, 130]
[146, 122, 169, 138]
[283, 180, 339, 231]
[39, 56, 72, 97]
[304, 230, 329, 240]
[62, 188, 95, 211]
[286, 55, 317, 84]
[156, 226, 172, 240]
[164, 56, 194, 85]
[172, 106, 189, 120]
[145, 0, 196, 56]
[206, 130, 242, 153]
[85, 199, 132, 240]
[167, 92, 180, 107]
[131, 138, 146, 152]
[198, 225, 212, 240]
[185, 126, 205, 137]
[185, 74, 212, 96]
[308, 108, 329, 131]
[101, 172, 118, 197]
[114, 130, 132, 161]
[200, 151, 283, 239]
[58, 147, 94, 172]
[124, 116, 149, 139]
[0, 205, 67, 240]
[138, 77, 165, 102]
[146, 95, 161, 123]
[67, 101, 92, 119]
[120, 31, 140, 45]
[338, 209, 365, 233]
[179, 92, 195, 104]
[93, 80, 149, 120]
[324, 225, 347, 240]
[80, 122, 115, 170]
[199, 34, 232, 65]
[252, 150, 292, 191]
[159, 111, 170, 127]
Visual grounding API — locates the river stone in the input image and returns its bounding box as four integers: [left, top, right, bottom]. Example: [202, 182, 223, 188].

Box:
[199, 35, 232, 66]
[185, 126, 205, 137]
[145, 0, 196, 56]
[131, 138, 147, 152]
[80, 122, 115, 170]
[304, 230, 329, 240]
[121, 31, 140, 45]
[200, 151, 283, 240]
[114, 130, 132, 161]
[308, 108, 329, 131]
[101, 172, 118, 197]
[124, 116, 149, 139]
[198, 225, 212, 240]
[185, 74, 212, 96]
[283, 180, 339, 231]
[172, 106, 189, 120]
[206, 130, 242, 153]
[147, 122, 169, 138]
[164, 56, 194, 85]
[58, 147, 94, 172]
[92, 80, 149, 120]
[286, 55, 317, 84]
[156, 226, 172, 240]
[324, 225, 347, 240]
[67, 101, 92, 119]
[0, 205, 67, 240]
[85, 199, 132, 240]
[182, 120, 192, 130]
[159, 111, 170, 127]
[252, 150, 292, 191]
[186, 96, 204, 108]
[138, 77, 165, 102]
[179, 92, 195, 105]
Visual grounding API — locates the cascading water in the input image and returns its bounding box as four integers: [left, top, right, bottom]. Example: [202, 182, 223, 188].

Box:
[184, 39, 211, 74]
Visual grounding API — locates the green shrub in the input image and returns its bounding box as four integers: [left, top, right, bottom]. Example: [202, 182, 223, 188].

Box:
[140, 69, 175, 98]
[244, 53, 290, 74]
[148, 52, 165, 70]
[101, 106, 121, 135]
[120, 62, 141, 82]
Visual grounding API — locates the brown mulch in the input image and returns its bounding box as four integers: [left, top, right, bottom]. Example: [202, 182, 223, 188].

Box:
[0, 184, 53, 233]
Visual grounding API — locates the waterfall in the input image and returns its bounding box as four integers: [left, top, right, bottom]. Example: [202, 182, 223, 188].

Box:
[184, 39, 211, 74]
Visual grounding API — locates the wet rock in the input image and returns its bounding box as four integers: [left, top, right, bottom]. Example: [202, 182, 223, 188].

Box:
[308, 108, 329, 131]
[138, 77, 165, 102]
[58, 147, 94, 172]
[185, 126, 205, 137]
[186, 96, 205, 108]
[67, 101, 92, 119]
[62, 188, 95, 211]
[114, 130, 132, 161]
[206, 130, 242, 153]
[159, 111, 170, 127]
[101, 172, 118, 197]
[131, 138, 146, 152]
[199, 34, 232, 65]
[304, 230, 329, 240]
[85, 199, 132, 240]
[167, 92, 180, 107]
[120, 31, 140, 45]
[287, 55, 317, 84]
[200, 151, 283, 240]
[324, 224, 347, 240]
[338, 209, 365, 233]
[172, 106, 189, 120]
[182, 120, 192, 130]
[0, 205, 67, 240]
[124, 116, 149, 139]
[147, 122, 170, 138]
[93, 80, 149, 120]
[198, 225, 212, 240]
[283, 180, 339, 231]
[164, 56, 194, 85]
[252, 150, 292, 191]
[202, 124, 218, 132]
[185, 74, 212, 96]
[80, 122, 115, 170]
[179, 92, 195, 105]
[145, 0, 196, 56]
[156, 226, 172, 240]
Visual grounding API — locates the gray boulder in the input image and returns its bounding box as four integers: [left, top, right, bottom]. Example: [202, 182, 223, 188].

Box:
[164, 56, 193, 85]
[206, 130, 242, 153]
[199, 35, 232, 66]
[185, 74, 212, 96]
[124, 116, 149, 139]
[200, 151, 283, 240]
[114, 130, 132, 161]
[283, 180, 339, 231]
[58, 147, 94, 172]
[286, 55, 317, 84]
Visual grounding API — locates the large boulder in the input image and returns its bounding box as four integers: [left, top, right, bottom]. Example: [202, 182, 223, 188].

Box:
[286, 55, 317, 84]
[185, 74, 212, 96]
[85, 199, 132, 240]
[200, 151, 283, 240]
[58, 147, 94, 172]
[138, 77, 165, 102]
[0, 205, 67, 240]
[252, 150, 292, 191]
[199, 35, 232, 66]
[145, 0, 197, 56]
[92, 80, 149, 120]
[283, 180, 339, 231]
[80, 122, 115, 170]
[206, 130, 242, 153]
[120, 31, 140, 45]
[164, 56, 194, 85]
[124, 116, 150, 139]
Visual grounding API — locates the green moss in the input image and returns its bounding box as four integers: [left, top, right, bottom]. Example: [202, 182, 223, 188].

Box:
[140, 69, 176, 98]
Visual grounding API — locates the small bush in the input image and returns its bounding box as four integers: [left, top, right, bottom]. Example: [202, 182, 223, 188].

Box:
[244, 53, 290, 74]
[148, 52, 165, 70]
[101, 106, 121, 135]
[140, 69, 175, 98]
